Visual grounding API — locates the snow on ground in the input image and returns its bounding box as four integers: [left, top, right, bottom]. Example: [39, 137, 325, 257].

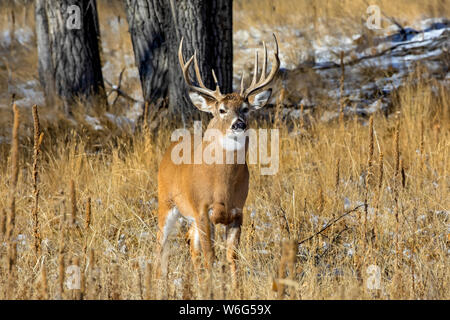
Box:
[13, 80, 45, 108]
[232, 18, 448, 73]
[0, 27, 34, 47]
[233, 18, 448, 112]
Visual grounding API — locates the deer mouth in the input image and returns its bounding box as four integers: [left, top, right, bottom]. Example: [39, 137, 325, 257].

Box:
[231, 120, 247, 134]
[232, 128, 245, 134]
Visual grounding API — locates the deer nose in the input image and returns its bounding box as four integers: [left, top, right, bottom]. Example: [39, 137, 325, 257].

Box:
[232, 121, 246, 131]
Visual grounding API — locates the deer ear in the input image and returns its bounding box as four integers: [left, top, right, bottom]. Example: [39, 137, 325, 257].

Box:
[249, 89, 272, 110]
[188, 91, 215, 113]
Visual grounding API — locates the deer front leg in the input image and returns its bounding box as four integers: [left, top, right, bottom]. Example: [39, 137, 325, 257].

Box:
[197, 208, 214, 271]
[188, 219, 215, 272]
[191, 207, 215, 299]
[226, 210, 242, 289]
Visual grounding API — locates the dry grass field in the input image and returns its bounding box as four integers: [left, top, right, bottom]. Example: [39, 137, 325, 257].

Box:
[0, 0, 448, 299]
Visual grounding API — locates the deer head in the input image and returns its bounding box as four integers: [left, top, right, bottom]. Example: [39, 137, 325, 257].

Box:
[178, 34, 280, 137]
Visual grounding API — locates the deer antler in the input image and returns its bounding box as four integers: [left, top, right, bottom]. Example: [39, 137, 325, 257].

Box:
[178, 37, 224, 101]
[241, 34, 280, 100]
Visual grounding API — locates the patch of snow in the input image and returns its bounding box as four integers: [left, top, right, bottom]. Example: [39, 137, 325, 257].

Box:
[138, 232, 150, 241]
[13, 80, 45, 108]
[310, 213, 319, 227]
[234, 30, 250, 47]
[105, 112, 135, 131]
[1, 30, 11, 47]
[14, 27, 33, 45]
[118, 234, 127, 254]
[0, 27, 34, 47]
[134, 256, 152, 271]
[173, 278, 182, 289]
[124, 101, 144, 128]
[344, 197, 351, 210]
[85, 115, 104, 131]
[103, 239, 116, 258]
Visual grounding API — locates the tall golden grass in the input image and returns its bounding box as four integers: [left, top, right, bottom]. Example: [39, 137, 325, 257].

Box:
[0, 68, 448, 299]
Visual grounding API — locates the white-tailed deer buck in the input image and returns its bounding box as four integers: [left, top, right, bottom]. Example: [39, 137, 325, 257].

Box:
[156, 35, 280, 287]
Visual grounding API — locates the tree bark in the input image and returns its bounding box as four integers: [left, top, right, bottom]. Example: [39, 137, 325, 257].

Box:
[35, 0, 106, 113]
[124, 0, 232, 121]
[36, 0, 55, 106]
[124, 0, 169, 105]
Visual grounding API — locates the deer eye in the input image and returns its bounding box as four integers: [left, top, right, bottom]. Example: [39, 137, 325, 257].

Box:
[241, 107, 249, 114]
[219, 108, 227, 114]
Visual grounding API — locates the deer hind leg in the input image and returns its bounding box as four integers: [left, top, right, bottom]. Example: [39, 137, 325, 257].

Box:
[226, 208, 243, 289]
[155, 206, 180, 279]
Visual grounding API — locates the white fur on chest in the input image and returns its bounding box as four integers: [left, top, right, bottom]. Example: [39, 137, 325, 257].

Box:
[219, 133, 246, 152]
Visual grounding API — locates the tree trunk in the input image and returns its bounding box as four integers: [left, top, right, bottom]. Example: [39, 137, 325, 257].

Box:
[124, 0, 169, 105]
[124, 0, 232, 121]
[35, 0, 106, 113]
[36, 0, 55, 106]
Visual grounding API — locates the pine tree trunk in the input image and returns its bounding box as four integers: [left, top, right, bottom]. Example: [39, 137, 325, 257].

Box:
[35, 0, 106, 113]
[124, 0, 232, 121]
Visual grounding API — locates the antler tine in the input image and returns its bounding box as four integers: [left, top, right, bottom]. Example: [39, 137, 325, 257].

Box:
[211, 69, 219, 88]
[249, 50, 258, 88]
[178, 37, 223, 100]
[193, 51, 206, 88]
[273, 33, 279, 56]
[259, 41, 267, 83]
[242, 34, 280, 99]
[178, 37, 185, 65]
[178, 38, 195, 87]
[178, 37, 188, 75]
[240, 71, 245, 96]
[179, 50, 195, 86]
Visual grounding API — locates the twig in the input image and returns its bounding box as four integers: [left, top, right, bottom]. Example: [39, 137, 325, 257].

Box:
[314, 37, 447, 71]
[298, 204, 364, 245]
[105, 68, 142, 105]
[317, 225, 350, 260]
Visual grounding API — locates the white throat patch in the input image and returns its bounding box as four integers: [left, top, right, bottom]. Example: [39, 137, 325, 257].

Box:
[219, 132, 246, 151]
